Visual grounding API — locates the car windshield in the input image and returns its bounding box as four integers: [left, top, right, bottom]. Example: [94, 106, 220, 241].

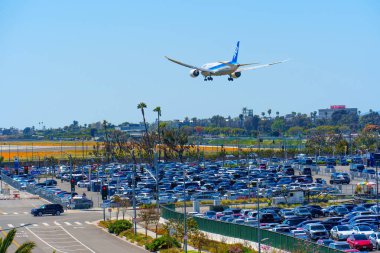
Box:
[311, 225, 325, 230]
[39, 205, 46, 209]
[357, 225, 372, 231]
[354, 234, 368, 240]
[335, 244, 350, 250]
[337, 226, 350, 231]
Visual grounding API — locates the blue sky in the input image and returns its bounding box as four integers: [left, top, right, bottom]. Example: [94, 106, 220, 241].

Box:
[1, 1, 379, 129]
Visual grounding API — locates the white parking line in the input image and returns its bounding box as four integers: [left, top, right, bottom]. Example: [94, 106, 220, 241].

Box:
[54, 221, 61, 226]
[20, 223, 25, 227]
[64, 222, 71, 226]
[85, 221, 92, 224]
[33, 224, 38, 227]
[74, 222, 82, 225]
[7, 224, 14, 228]
[13, 212, 18, 215]
[23, 212, 28, 214]
[2, 212, 8, 215]
[42, 223, 50, 226]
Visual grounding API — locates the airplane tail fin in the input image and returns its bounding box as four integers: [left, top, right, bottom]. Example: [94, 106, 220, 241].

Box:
[231, 41, 240, 63]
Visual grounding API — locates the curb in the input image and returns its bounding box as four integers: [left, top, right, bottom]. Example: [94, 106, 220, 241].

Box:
[94, 220, 149, 252]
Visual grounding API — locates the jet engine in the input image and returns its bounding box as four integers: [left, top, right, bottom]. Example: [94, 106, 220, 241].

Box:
[231, 72, 241, 78]
[189, 69, 200, 78]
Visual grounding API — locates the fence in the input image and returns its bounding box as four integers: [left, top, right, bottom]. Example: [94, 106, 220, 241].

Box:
[161, 205, 345, 253]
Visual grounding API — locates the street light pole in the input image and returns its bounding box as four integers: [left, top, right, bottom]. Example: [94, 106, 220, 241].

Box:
[257, 181, 261, 253]
[183, 168, 188, 253]
[132, 164, 137, 235]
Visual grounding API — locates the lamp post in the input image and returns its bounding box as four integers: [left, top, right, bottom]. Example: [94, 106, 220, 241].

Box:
[257, 180, 261, 253]
[183, 167, 188, 253]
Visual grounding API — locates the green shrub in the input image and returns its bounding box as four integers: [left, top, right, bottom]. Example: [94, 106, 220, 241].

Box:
[145, 235, 181, 252]
[98, 220, 114, 228]
[108, 220, 133, 235]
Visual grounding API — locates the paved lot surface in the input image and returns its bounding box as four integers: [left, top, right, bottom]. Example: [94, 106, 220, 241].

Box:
[0, 197, 147, 253]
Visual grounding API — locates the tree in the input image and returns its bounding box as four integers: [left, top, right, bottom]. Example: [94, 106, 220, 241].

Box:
[138, 206, 159, 236]
[267, 109, 272, 119]
[189, 229, 209, 253]
[138, 102, 153, 162]
[0, 228, 36, 253]
[153, 106, 162, 153]
[162, 128, 192, 162]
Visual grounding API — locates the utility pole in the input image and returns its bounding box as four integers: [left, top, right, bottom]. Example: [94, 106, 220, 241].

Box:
[69, 155, 73, 195]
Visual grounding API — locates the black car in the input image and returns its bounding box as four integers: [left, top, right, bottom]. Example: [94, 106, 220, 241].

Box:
[307, 207, 324, 218]
[31, 204, 64, 216]
[35, 179, 57, 187]
[330, 174, 350, 185]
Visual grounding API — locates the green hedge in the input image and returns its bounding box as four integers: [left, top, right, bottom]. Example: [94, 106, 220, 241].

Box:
[108, 220, 133, 235]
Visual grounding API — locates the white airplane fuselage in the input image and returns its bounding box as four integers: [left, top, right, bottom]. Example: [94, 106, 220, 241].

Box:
[200, 62, 239, 76]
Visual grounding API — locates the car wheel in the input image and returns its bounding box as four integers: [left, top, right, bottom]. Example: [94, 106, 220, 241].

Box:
[56, 211, 61, 216]
[38, 212, 42, 216]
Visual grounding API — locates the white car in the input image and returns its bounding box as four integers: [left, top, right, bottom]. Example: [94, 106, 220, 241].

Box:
[330, 225, 354, 240]
[352, 225, 374, 237]
[369, 232, 380, 250]
[76, 180, 90, 188]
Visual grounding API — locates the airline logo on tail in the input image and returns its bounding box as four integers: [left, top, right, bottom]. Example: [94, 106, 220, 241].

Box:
[231, 41, 240, 63]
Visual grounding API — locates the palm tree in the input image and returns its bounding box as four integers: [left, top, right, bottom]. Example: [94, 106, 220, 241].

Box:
[267, 109, 272, 119]
[276, 111, 279, 118]
[153, 106, 162, 160]
[0, 228, 35, 253]
[261, 112, 265, 119]
[137, 102, 152, 159]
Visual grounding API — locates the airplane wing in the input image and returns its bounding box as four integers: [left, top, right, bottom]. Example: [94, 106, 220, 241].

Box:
[237, 60, 288, 71]
[165, 56, 213, 73]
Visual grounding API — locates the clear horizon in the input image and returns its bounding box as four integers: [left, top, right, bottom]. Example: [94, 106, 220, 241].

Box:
[1, 1, 379, 129]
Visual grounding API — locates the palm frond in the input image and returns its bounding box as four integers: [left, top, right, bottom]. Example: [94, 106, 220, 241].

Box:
[0, 229, 16, 253]
[14, 241, 36, 253]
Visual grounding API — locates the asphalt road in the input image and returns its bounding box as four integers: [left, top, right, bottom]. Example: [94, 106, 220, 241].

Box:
[0, 197, 147, 253]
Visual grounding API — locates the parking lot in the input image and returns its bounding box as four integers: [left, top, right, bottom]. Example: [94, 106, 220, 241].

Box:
[3, 155, 380, 252]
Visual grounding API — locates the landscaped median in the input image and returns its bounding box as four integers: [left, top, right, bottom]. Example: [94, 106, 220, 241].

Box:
[97, 218, 261, 253]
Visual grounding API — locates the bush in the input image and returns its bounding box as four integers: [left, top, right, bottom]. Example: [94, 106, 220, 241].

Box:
[145, 235, 181, 252]
[108, 220, 133, 235]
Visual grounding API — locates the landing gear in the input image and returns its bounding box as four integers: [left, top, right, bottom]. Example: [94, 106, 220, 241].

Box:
[204, 76, 213, 81]
[228, 77, 234, 81]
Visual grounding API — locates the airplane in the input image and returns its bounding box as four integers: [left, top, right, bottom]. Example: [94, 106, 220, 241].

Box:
[165, 41, 287, 81]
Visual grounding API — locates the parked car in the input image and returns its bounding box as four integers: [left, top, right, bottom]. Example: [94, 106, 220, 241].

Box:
[369, 232, 380, 250]
[303, 223, 329, 240]
[31, 204, 64, 216]
[347, 234, 373, 251]
[328, 242, 351, 251]
[330, 225, 354, 240]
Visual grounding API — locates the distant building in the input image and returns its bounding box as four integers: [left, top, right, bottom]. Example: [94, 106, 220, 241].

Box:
[318, 105, 358, 120]
[120, 123, 146, 137]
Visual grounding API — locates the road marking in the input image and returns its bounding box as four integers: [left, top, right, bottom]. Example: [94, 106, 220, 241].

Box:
[85, 221, 92, 224]
[23, 212, 28, 214]
[60, 226, 96, 253]
[13, 212, 18, 215]
[26, 226, 95, 253]
[74, 222, 82, 225]
[20, 223, 25, 227]
[25, 227, 65, 253]
[2, 212, 8, 215]
[33, 224, 38, 227]
[64, 222, 72, 226]
[8, 224, 14, 228]
[42, 223, 50, 226]
[54, 221, 61, 226]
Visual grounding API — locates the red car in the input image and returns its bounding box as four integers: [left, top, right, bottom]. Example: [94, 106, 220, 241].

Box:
[347, 234, 373, 251]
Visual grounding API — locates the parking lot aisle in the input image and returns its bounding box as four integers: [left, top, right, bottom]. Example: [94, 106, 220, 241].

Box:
[26, 226, 96, 253]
